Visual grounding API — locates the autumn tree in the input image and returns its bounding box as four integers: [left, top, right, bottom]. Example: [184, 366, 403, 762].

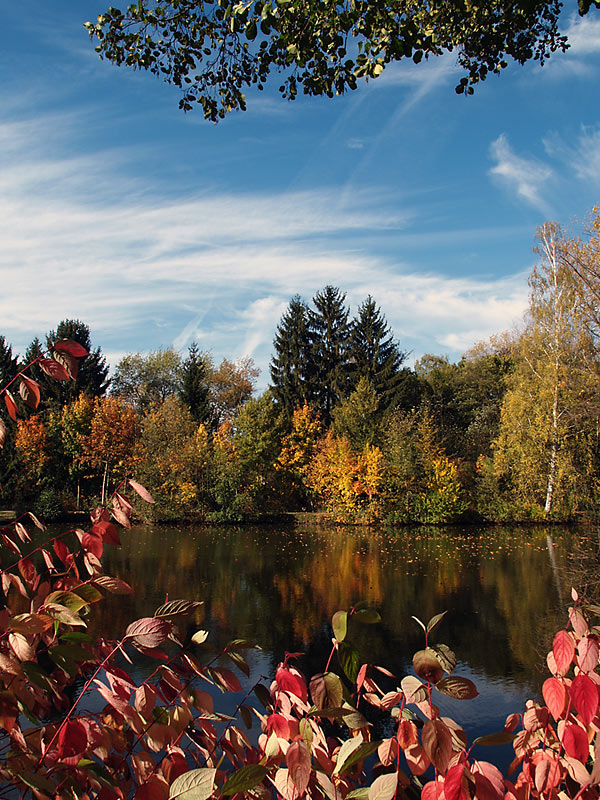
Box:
[270, 296, 314, 416]
[81, 396, 141, 503]
[135, 396, 207, 519]
[87, 0, 576, 121]
[490, 223, 600, 518]
[112, 348, 183, 413]
[332, 376, 379, 449]
[209, 356, 259, 428]
[59, 395, 95, 509]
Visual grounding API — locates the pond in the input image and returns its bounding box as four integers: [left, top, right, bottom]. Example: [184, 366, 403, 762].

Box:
[93, 522, 598, 769]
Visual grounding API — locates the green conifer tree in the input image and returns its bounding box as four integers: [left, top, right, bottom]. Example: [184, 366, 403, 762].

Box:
[179, 342, 211, 425]
[270, 296, 314, 415]
[309, 286, 350, 425]
[349, 296, 407, 411]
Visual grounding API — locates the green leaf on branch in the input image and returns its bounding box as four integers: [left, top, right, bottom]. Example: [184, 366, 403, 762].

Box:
[426, 611, 447, 636]
[221, 764, 268, 796]
[332, 610, 348, 641]
[338, 641, 361, 682]
[353, 608, 381, 624]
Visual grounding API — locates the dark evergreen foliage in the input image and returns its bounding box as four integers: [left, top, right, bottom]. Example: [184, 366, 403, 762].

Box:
[308, 286, 351, 425]
[25, 320, 109, 413]
[179, 342, 211, 425]
[270, 296, 313, 416]
[349, 296, 407, 411]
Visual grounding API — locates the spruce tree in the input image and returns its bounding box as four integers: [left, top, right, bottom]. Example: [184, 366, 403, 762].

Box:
[349, 296, 407, 412]
[309, 286, 350, 424]
[179, 342, 211, 425]
[270, 296, 313, 415]
[25, 321, 109, 413]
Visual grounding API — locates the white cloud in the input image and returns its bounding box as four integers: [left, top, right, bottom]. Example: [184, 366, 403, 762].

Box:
[564, 14, 600, 54]
[489, 134, 554, 213]
[0, 110, 529, 386]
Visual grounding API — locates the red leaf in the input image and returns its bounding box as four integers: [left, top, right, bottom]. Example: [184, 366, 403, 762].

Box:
[542, 677, 567, 720]
[553, 630, 575, 676]
[82, 532, 103, 558]
[0, 418, 6, 449]
[53, 538, 71, 565]
[128, 479, 155, 504]
[125, 617, 172, 648]
[19, 376, 41, 410]
[211, 667, 242, 693]
[571, 673, 599, 726]
[0, 690, 18, 732]
[444, 764, 467, 800]
[92, 520, 121, 546]
[134, 775, 169, 800]
[4, 391, 18, 421]
[287, 740, 311, 795]
[276, 667, 308, 701]
[52, 350, 78, 380]
[111, 506, 131, 529]
[421, 780, 445, 800]
[356, 663, 368, 693]
[161, 752, 188, 785]
[38, 357, 70, 381]
[562, 723, 589, 762]
[397, 719, 419, 750]
[472, 761, 504, 800]
[266, 713, 290, 739]
[57, 719, 88, 759]
[53, 339, 89, 357]
[90, 506, 110, 524]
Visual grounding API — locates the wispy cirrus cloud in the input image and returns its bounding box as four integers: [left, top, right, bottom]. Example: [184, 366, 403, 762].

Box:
[489, 134, 554, 213]
[1, 109, 529, 385]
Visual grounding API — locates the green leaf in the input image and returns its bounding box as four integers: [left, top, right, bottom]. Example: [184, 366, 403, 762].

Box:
[336, 741, 380, 775]
[239, 704, 253, 729]
[227, 650, 250, 677]
[472, 731, 517, 746]
[338, 641, 361, 682]
[15, 772, 55, 795]
[74, 584, 103, 604]
[254, 683, 273, 711]
[347, 790, 370, 800]
[426, 611, 447, 637]
[60, 631, 93, 643]
[45, 590, 88, 613]
[221, 764, 268, 796]
[353, 608, 381, 624]
[332, 610, 348, 641]
[169, 768, 216, 800]
[21, 662, 58, 693]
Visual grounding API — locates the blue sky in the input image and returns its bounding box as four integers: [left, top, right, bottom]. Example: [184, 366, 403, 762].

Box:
[2, 1, 600, 389]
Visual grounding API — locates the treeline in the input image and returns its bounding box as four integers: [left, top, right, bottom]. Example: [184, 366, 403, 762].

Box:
[4, 213, 600, 523]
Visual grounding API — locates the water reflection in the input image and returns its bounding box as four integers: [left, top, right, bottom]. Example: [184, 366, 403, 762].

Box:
[95, 522, 592, 758]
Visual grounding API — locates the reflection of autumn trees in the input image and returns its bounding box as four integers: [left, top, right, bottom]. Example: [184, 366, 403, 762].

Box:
[97, 523, 577, 690]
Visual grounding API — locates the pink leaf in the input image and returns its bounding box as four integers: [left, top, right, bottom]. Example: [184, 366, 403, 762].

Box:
[571, 673, 599, 726]
[125, 617, 173, 649]
[553, 630, 575, 676]
[4, 391, 18, 421]
[421, 780, 445, 800]
[577, 636, 599, 674]
[542, 677, 567, 720]
[129, 479, 155, 504]
[287, 740, 311, 795]
[472, 761, 504, 800]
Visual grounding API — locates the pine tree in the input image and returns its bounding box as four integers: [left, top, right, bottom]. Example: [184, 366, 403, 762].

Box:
[309, 286, 350, 424]
[24, 321, 109, 413]
[349, 296, 407, 411]
[270, 296, 313, 415]
[179, 342, 211, 425]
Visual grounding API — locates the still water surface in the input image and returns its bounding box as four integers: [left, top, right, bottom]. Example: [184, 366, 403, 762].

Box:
[98, 522, 595, 763]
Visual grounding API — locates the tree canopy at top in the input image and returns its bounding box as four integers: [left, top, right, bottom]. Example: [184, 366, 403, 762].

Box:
[85, 0, 596, 121]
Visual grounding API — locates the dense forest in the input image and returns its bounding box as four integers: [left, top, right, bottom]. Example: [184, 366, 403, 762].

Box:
[3, 214, 600, 524]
